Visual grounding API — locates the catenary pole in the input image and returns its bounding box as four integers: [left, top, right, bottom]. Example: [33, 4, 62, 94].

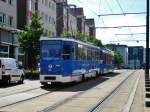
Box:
[145, 0, 149, 77]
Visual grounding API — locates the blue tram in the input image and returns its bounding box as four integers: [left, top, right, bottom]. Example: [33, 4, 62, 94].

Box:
[40, 36, 114, 85]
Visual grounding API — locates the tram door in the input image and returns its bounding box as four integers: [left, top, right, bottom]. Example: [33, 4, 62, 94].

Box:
[62, 41, 72, 60]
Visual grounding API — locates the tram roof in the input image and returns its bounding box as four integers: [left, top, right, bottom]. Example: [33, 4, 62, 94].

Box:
[40, 36, 100, 49]
[40, 36, 114, 55]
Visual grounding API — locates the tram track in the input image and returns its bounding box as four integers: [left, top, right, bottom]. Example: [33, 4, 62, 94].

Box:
[0, 85, 66, 109]
[0, 86, 41, 98]
[38, 71, 136, 112]
[89, 70, 141, 112]
[0, 78, 98, 109]
[38, 70, 135, 112]
[0, 70, 130, 112]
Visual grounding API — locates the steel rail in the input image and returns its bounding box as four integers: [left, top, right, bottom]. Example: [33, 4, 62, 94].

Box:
[88, 70, 137, 112]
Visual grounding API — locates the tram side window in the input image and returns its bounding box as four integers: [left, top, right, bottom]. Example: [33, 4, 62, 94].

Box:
[78, 48, 86, 60]
[63, 45, 70, 60]
[74, 43, 78, 60]
[87, 48, 90, 60]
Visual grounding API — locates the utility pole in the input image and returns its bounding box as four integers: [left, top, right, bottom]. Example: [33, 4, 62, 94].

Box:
[11, 31, 15, 58]
[0, 30, 1, 44]
[145, 0, 149, 77]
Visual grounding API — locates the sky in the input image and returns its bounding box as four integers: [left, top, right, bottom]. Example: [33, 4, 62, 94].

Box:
[68, 0, 148, 47]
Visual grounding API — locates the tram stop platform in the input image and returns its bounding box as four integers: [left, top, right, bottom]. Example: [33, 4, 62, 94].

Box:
[97, 70, 150, 112]
[50, 70, 150, 112]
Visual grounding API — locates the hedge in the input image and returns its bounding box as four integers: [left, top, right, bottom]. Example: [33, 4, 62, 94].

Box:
[24, 70, 39, 80]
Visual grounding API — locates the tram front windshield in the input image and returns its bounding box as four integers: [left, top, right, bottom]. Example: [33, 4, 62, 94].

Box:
[41, 41, 61, 60]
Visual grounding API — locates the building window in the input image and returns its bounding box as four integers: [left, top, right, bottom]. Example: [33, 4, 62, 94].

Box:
[53, 18, 55, 25]
[3, 14, 6, 23]
[49, 1, 51, 8]
[49, 16, 51, 23]
[0, 45, 9, 57]
[0, 14, 2, 23]
[45, 14, 48, 22]
[8, 16, 13, 26]
[45, 0, 47, 6]
[42, 0, 44, 4]
[0, 13, 6, 24]
[49, 31, 51, 36]
[8, 0, 12, 5]
[52, 32, 55, 36]
[41, 12, 44, 20]
[1, 0, 6, 2]
[52, 3, 55, 10]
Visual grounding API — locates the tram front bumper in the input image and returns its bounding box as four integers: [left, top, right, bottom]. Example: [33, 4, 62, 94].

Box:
[40, 75, 72, 83]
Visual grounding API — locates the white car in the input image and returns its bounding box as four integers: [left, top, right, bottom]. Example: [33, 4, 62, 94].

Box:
[0, 58, 24, 85]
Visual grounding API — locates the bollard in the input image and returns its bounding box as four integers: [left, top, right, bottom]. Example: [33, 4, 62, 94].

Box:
[145, 81, 150, 85]
[145, 78, 150, 81]
[146, 92, 150, 98]
[145, 100, 150, 107]
[146, 87, 150, 92]
[146, 84, 150, 87]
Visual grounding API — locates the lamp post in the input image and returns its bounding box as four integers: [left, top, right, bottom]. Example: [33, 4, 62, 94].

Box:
[11, 30, 16, 58]
[0, 29, 1, 44]
[145, 0, 149, 77]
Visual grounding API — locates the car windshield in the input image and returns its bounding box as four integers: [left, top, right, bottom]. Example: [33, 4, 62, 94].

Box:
[41, 43, 61, 60]
[4, 59, 17, 69]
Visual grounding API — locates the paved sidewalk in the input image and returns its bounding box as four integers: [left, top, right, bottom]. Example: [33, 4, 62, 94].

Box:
[98, 70, 150, 112]
[98, 70, 141, 112]
[130, 70, 150, 112]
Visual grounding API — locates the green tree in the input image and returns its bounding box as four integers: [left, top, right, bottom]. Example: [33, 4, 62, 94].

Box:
[61, 31, 72, 38]
[87, 35, 104, 47]
[18, 12, 44, 69]
[114, 51, 123, 68]
[76, 32, 86, 41]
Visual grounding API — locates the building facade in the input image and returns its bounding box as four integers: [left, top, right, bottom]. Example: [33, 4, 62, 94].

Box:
[128, 46, 144, 69]
[85, 19, 96, 37]
[38, 0, 56, 36]
[0, 0, 23, 60]
[106, 44, 128, 68]
[84, 23, 89, 35]
[56, 1, 77, 36]
[70, 7, 85, 34]
[17, 0, 57, 36]
[68, 12, 77, 36]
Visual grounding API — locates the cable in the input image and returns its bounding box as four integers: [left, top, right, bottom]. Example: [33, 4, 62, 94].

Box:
[76, 0, 106, 26]
[115, 0, 134, 38]
[105, 0, 114, 13]
[115, 33, 146, 36]
[98, 12, 146, 16]
[96, 25, 146, 29]
[76, 0, 98, 16]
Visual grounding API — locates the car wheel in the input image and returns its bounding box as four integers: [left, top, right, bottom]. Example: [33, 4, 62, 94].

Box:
[7, 78, 10, 85]
[19, 75, 24, 84]
[41, 82, 49, 87]
[4, 76, 10, 86]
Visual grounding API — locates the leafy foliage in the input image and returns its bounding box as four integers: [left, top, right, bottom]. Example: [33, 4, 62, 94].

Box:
[61, 32, 72, 38]
[114, 51, 123, 68]
[76, 32, 88, 41]
[18, 13, 44, 69]
[87, 35, 104, 47]
[60, 31, 104, 48]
